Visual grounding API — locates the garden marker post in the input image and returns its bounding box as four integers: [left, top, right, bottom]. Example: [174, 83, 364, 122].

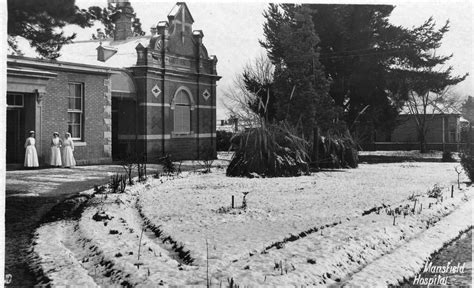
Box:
[206, 239, 209, 288]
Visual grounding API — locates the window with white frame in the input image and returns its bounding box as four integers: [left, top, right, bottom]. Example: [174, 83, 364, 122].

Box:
[173, 89, 191, 133]
[67, 83, 84, 140]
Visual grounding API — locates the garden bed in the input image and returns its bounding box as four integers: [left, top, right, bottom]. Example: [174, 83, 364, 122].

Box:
[30, 163, 472, 286]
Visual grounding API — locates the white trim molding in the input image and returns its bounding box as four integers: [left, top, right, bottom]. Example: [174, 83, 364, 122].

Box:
[196, 105, 216, 109]
[118, 133, 215, 140]
[138, 102, 171, 107]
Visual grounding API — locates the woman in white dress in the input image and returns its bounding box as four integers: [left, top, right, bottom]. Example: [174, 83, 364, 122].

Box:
[24, 131, 39, 168]
[49, 132, 62, 167]
[62, 132, 76, 168]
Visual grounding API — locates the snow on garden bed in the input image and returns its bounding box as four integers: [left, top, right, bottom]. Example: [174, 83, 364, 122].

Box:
[29, 220, 98, 286]
[30, 162, 472, 286]
[74, 177, 218, 286]
[211, 194, 471, 286]
[138, 163, 465, 262]
[344, 201, 472, 287]
[137, 163, 471, 285]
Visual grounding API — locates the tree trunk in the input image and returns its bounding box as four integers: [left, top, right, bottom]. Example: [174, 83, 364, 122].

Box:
[419, 132, 427, 153]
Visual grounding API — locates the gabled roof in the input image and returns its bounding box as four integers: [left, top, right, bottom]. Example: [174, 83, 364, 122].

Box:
[10, 35, 150, 68]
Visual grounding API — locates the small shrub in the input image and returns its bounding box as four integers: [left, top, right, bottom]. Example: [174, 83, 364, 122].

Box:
[316, 131, 358, 169]
[137, 162, 147, 182]
[460, 151, 474, 182]
[441, 150, 455, 162]
[109, 174, 121, 193]
[160, 154, 176, 175]
[200, 147, 215, 173]
[227, 121, 309, 178]
[122, 154, 137, 185]
[119, 174, 127, 193]
[427, 184, 443, 198]
[94, 185, 107, 194]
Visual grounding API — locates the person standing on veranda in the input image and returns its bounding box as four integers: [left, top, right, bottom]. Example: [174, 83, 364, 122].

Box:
[24, 131, 39, 168]
[62, 132, 76, 168]
[49, 132, 62, 167]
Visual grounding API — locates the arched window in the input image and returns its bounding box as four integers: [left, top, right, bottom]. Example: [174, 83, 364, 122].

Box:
[173, 89, 191, 133]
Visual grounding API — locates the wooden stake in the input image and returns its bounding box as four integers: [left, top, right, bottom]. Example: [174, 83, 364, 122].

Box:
[138, 227, 144, 262]
[231, 195, 234, 209]
[393, 215, 396, 226]
[206, 239, 209, 288]
[451, 185, 454, 198]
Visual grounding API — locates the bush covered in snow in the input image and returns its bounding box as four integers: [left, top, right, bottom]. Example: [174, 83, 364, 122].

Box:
[226, 121, 309, 177]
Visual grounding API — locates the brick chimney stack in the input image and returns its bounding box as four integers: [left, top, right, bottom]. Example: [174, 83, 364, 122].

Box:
[109, 0, 134, 41]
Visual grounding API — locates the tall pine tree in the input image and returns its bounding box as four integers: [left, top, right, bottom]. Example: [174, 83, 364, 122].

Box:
[260, 4, 338, 138]
[308, 5, 408, 142]
[387, 18, 467, 152]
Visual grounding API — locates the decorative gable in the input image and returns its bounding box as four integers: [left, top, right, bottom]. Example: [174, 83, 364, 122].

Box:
[166, 2, 196, 57]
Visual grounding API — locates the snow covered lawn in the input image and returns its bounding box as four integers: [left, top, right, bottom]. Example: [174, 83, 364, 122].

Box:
[30, 162, 472, 286]
[137, 163, 471, 285]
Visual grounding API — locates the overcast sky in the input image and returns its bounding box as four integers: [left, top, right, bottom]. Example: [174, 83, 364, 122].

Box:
[74, 0, 473, 119]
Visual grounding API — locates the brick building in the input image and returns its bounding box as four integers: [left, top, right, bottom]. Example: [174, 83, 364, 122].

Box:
[6, 2, 220, 166]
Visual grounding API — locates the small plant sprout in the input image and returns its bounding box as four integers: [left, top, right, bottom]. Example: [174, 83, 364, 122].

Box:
[242, 192, 250, 209]
[412, 199, 417, 214]
[122, 153, 137, 185]
[455, 166, 462, 189]
[426, 184, 442, 199]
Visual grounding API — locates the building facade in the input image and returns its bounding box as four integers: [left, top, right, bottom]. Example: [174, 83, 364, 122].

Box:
[370, 112, 463, 151]
[6, 2, 220, 166]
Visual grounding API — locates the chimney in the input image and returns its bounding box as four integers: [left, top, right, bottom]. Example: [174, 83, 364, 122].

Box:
[150, 24, 157, 36]
[111, 0, 134, 41]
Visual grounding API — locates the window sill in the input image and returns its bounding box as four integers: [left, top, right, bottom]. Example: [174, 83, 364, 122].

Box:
[73, 141, 87, 146]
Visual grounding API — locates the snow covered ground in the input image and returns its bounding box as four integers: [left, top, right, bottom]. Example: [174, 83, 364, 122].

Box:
[30, 162, 472, 286]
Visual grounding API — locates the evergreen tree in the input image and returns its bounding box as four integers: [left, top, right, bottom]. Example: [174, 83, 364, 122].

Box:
[260, 4, 338, 138]
[307, 5, 408, 141]
[387, 18, 467, 152]
[8, 0, 95, 59]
